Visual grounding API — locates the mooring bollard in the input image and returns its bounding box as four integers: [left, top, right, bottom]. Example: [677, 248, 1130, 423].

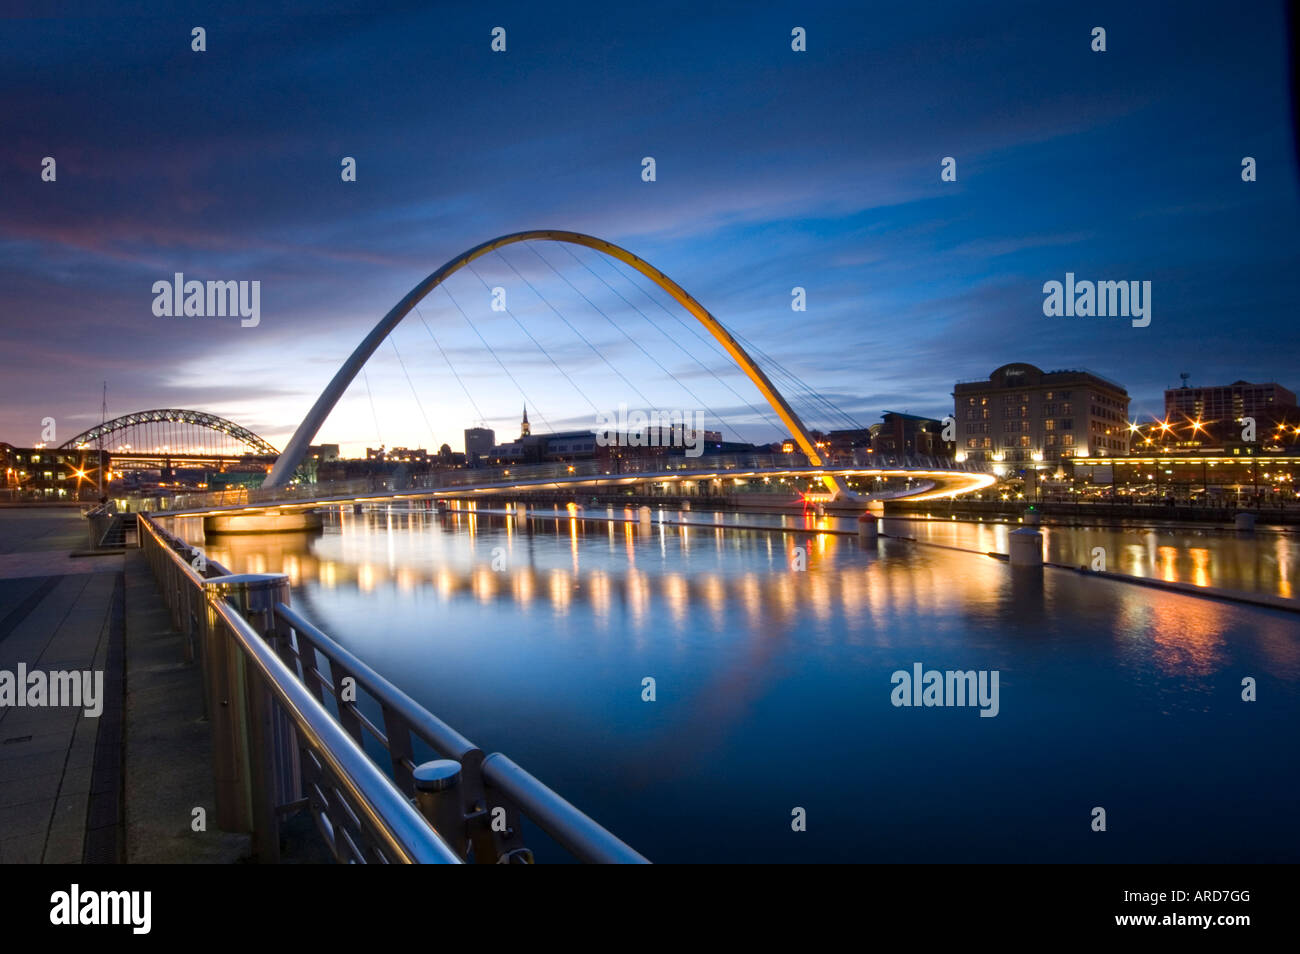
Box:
[414, 759, 467, 858]
[857, 509, 878, 541]
[1008, 527, 1043, 566]
[1023, 507, 1041, 526]
[639, 505, 653, 525]
[1234, 512, 1256, 532]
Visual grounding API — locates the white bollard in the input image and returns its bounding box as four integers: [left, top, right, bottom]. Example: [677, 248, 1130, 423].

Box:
[638, 506, 652, 525]
[1008, 527, 1043, 566]
[515, 502, 527, 521]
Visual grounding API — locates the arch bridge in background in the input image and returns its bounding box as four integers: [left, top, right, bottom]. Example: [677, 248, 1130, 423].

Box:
[263, 230, 847, 497]
[60, 408, 280, 456]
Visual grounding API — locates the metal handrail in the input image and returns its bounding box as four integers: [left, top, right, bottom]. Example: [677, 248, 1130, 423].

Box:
[138, 515, 463, 864]
[273, 601, 649, 864]
[274, 604, 479, 762]
[205, 596, 462, 864]
[480, 754, 649, 864]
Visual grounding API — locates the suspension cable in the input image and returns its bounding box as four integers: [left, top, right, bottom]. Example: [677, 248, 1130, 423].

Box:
[438, 280, 557, 434]
[563, 246, 784, 440]
[466, 260, 601, 416]
[414, 303, 487, 425]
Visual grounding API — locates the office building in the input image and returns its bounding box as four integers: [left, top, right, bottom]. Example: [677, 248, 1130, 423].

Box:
[953, 363, 1130, 464]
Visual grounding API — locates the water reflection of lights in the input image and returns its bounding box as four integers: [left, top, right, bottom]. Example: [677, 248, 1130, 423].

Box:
[587, 571, 610, 619]
[472, 565, 497, 602]
[703, 576, 726, 626]
[809, 572, 832, 622]
[1190, 548, 1211, 588]
[1279, 535, 1293, 599]
[665, 574, 689, 625]
[626, 569, 649, 625]
[166, 510, 1297, 637]
[512, 569, 535, 606]
[1158, 546, 1178, 582]
[741, 573, 762, 624]
[1117, 593, 1227, 677]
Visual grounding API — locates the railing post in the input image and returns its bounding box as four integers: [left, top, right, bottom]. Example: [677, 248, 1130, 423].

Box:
[202, 573, 300, 859]
[413, 759, 468, 859]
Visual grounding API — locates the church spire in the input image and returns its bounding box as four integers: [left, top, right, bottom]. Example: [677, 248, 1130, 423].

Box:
[521, 404, 530, 437]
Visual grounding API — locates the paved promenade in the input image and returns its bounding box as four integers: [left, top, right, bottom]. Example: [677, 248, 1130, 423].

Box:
[0, 508, 123, 862]
[0, 506, 321, 864]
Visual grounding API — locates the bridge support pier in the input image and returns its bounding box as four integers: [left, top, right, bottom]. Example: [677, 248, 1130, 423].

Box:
[1008, 527, 1044, 567]
[204, 510, 324, 535]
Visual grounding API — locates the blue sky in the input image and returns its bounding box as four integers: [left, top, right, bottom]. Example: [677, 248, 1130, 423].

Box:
[2, 1, 1298, 454]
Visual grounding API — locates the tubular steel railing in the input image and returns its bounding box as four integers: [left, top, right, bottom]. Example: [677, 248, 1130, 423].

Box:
[139, 514, 648, 864]
[140, 514, 462, 864]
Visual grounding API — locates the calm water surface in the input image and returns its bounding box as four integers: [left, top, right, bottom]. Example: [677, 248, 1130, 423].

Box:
[172, 505, 1300, 862]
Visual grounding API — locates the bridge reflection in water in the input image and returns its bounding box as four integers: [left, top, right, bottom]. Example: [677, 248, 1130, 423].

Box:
[168, 505, 1300, 863]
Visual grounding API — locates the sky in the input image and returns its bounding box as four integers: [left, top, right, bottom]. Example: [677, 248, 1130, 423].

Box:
[2, 1, 1298, 456]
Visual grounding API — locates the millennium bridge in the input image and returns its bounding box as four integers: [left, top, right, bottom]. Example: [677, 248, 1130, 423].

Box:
[93, 231, 993, 863]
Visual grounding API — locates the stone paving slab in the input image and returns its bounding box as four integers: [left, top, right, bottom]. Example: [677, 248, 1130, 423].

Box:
[0, 551, 123, 580]
[0, 507, 90, 555]
[1, 508, 327, 864]
[0, 508, 119, 864]
[123, 548, 249, 863]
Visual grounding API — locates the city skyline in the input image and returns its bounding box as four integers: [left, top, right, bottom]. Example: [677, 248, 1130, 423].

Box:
[3, 2, 1298, 457]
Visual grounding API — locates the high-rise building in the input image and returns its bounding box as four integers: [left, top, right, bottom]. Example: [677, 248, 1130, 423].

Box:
[953, 363, 1130, 464]
[1165, 379, 1297, 423]
[464, 427, 495, 467]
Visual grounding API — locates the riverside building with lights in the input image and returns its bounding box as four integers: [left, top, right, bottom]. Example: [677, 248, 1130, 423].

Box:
[952, 363, 1131, 469]
[0, 443, 110, 500]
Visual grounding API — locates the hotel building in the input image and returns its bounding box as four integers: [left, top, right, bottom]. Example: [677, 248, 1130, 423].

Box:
[953, 363, 1130, 466]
